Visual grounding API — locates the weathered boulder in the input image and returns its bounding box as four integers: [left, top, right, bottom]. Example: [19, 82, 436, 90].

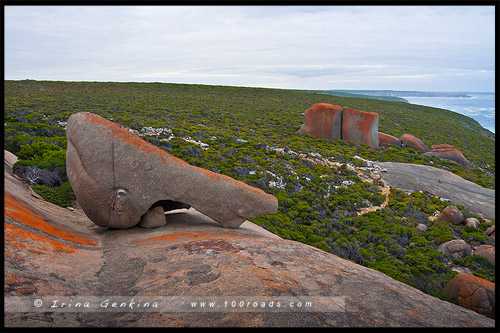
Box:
[378, 132, 401, 147]
[438, 239, 472, 259]
[416, 223, 428, 232]
[444, 272, 495, 319]
[474, 245, 495, 265]
[464, 217, 480, 230]
[297, 103, 343, 140]
[486, 225, 495, 239]
[424, 144, 471, 168]
[66, 112, 278, 229]
[439, 206, 465, 225]
[138, 205, 166, 228]
[342, 108, 379, 148]
[4, 158, 495, 327]
[400, 134, 429, 152]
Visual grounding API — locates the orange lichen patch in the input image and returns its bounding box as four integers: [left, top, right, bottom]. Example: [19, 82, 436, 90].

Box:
[303, 103, 343, 139]
[4, 193, 97, 246]
[431, 144, 456, 150]
[133, 230, 246, 246]
[5, 223, 76, 254]
[378, 132, 401, 146]
[83, 113, 272, 198]
[400, 134, 429, 152]
[342, 108, 379, 148]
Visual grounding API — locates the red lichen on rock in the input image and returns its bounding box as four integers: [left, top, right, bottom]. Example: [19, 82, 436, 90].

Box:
[444, 272, 495, 319]
[378, 132, 401, 147]
[5, 222, 76, 254]
[342, 108, 379, 148]
[4, 193, 97, 247]
[299, 103, 343, 140]
[132, 230, 248, 246]
[424, 144, 471, 167]
[400, 134, 429, 152]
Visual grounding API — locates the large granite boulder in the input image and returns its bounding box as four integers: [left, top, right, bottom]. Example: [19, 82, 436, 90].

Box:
[444, 272, 495, 319]
[474, 245, 495, 266]
[66, 112, 278, 229]
[438, 239, 472, 259]
[424, 144, 471, 168]
[4, 159, 494, 326]
[439, 206, 465, 225]
[342, 108, 379, 148]
[378, 132, 401, 147]
[297, 103, 343, 140]
[400, 134, 429, 152]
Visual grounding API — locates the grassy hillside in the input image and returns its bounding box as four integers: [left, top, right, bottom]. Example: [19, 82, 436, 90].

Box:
[4, 79, 495, 300]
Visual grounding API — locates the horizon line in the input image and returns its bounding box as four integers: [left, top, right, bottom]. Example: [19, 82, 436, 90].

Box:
[5, 78, 495, 95]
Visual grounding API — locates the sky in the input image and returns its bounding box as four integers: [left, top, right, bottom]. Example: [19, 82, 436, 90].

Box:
[5, 6, 495, 92]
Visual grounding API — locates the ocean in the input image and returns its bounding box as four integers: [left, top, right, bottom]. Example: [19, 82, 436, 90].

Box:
[329, 90, 495, 133]
[401, 93, 495, 134]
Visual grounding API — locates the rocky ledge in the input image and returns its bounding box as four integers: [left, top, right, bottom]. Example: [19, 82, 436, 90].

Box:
[3, 153, 494, 327]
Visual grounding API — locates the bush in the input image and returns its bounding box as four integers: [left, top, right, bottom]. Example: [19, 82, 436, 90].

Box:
[32, 181, 75, 207]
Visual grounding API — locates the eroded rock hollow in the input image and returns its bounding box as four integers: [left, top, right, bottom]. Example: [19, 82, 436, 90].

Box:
[66, 112, 278, 229]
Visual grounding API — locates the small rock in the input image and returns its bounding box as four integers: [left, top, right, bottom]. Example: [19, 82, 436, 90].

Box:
[416, 224, 428, 232]
[474, 245, 495, 266]
[486, 225, 496, 238]
[67, 207, 76, 212]
[439, 206, 464, 225]
[464, 217, 480, 230]
[450, 266, 472, 274]
[438, 239, 472, 259]
[138, 206, 166, 228]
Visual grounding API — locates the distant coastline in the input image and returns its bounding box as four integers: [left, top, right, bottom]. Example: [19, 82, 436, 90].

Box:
[320, 89, 495, 133]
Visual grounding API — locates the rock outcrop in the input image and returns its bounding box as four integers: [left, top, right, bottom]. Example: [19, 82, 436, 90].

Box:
[66, 112, 278, 229]
[464, 217, 480, 230]
[424, 144, 471, 168]
[377, 162, 495, 219]
[444, 273, 495, 319]
[438, 239, 472, 259]
[342, 108, 379, 148]
[439, 206, 465, 225]
[4, 152, 494, 327]
[298, 104, 379, 148]
[378, 132, 401, 147]
[297, 103, 343, 139]
[474, 245, 495, 265]
[400, 134, 429, 152]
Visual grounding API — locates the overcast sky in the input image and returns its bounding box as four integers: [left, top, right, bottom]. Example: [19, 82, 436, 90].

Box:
[5, 6, 495, 92]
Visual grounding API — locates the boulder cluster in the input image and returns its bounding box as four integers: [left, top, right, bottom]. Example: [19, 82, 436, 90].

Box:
[298, 103, 472, 167]
[66, 112, 278, 229]
[298, 103, 379, 148]
[427, 205, 496, 318]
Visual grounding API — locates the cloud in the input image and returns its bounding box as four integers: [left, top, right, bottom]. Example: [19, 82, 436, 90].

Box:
[5, 6, 495, 91]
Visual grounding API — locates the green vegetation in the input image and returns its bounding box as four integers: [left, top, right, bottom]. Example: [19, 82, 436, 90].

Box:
[32, 182, 75, 208]
[4, 80, 495, 301]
